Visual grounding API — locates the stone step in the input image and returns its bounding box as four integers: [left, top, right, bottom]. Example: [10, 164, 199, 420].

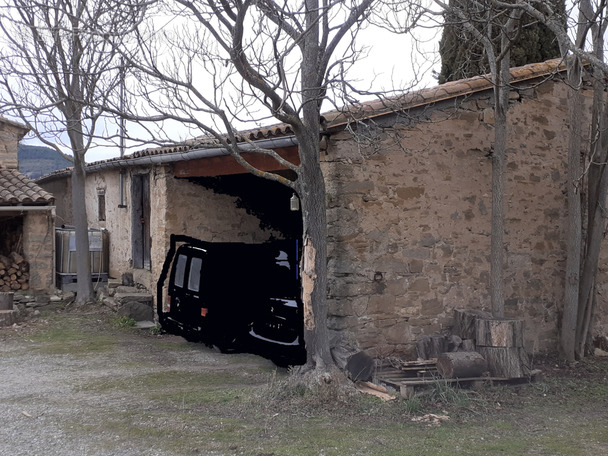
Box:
[117, 299, 154, 322]
[0, 309, 17, 327]
[114, 293, 154, 304]
[135, 321, 157, 329]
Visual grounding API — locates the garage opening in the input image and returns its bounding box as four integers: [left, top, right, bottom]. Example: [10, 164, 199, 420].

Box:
[157, 172, 305, 366]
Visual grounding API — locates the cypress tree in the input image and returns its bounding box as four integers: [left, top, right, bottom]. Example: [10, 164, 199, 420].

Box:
[438, 0, 565, 84]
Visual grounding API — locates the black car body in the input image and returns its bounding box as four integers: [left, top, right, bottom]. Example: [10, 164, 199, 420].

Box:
[157, 234, 306, 365]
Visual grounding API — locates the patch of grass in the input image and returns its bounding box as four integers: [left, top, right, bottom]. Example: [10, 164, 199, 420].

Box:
[112, 315, 137, 328]
[148, 323, 163, 336]
[28, 323, 118, 355]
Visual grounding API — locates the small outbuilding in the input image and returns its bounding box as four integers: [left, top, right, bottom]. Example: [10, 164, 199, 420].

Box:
[0, 117, 55, 293]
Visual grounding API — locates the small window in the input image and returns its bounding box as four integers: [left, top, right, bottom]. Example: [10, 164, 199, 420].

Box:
[98, 190, 106, 221]
[174, 254, 187, 288]
[188, 257, 202, 292]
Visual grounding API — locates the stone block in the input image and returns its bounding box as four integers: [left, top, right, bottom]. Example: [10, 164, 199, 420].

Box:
[0, 309, 17, 326]
[117, 300, 154, 322]
[409, 259, 424, 274]
[408, 277, 430, 292]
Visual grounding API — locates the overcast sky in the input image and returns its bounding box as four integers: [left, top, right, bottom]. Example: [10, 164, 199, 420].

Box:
[18, 7, 442, 163]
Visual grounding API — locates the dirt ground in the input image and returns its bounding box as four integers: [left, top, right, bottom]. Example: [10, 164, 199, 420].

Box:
[1, 304, 608, 456]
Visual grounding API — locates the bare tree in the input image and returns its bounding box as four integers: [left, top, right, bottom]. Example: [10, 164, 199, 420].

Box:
[490, 0, 608, 361]
[0, 0, 146, 303]
[116, 0, 423, 371]
[433, 0, 524, 317]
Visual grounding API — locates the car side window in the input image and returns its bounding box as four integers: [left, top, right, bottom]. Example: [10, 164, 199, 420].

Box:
[174, 254, 188, 288]
[188, 257, 202, 292]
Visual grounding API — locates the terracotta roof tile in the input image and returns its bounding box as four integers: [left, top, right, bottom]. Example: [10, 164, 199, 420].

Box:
[323, 58, 566, 127]
[0, 168, 54, 205]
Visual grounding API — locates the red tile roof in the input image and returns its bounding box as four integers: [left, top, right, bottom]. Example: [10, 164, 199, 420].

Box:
[0, 168, 54, 205]
[323, 59, 566, 127]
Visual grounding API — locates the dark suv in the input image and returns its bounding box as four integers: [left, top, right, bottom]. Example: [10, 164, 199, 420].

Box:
[157, 234, 306, 365]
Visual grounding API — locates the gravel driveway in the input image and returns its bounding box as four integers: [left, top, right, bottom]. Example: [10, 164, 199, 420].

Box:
[0, 310, 276, 456]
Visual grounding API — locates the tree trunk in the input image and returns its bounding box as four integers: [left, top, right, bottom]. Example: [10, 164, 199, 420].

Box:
[561, 57, 583, 362]
[291, 0, 333, 371]
[297, 137, 333, 370]
[69, 126, 94, 304]
[490, 57, 510, 318]
[576, 42, 608, 358]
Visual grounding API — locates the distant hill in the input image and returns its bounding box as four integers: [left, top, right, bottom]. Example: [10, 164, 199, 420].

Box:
[18, 144, 73, 179]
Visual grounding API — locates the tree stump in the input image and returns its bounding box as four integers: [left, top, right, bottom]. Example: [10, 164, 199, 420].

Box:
[453, 309, 492, 340]
[0, 292, 14, 311]
[476, 317, 530, 378]
[476, 318, 524, 348]
[437, 351, 488, 378]
[477, 347, 530, 378]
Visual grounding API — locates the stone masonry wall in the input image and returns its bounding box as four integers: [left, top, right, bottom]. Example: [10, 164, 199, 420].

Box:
[23, 210, 55, 292]
[164, 173, 281, 244]
[323, 78, 597, 358]
[0, 120, 27, 169]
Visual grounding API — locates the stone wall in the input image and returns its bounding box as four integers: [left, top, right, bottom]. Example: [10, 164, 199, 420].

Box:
[0, 119, 27, 169]
[323, 78, 596, 358]
[22, 209, 55, 292]
[164, 173, 281, 244]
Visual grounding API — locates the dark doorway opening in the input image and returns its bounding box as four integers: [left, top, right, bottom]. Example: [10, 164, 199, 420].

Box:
[0, 215, 23, 257]
[131, 173, 151, 270]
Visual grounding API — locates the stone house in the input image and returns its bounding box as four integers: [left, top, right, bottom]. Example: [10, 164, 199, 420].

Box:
[37, 59, 608, 358]
[0, 117, 55, 292]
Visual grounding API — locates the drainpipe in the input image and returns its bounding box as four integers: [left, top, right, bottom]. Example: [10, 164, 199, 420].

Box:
[118, 59, 127, 209]
[0, 206, 56, 212]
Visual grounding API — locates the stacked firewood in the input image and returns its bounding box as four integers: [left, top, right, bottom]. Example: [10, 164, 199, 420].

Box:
[0, 252, 29, 292]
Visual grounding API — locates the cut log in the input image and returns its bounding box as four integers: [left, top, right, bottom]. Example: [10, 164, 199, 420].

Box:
[0, 292, 14, 311]
[476, 318, 524, 348]
[10, 252, 24, 264]
[345, 351, 375, 382]
[447, 334, 463, 351]
[453, 309, 492, 340]
[437, 351, 488, 378]
[416, 334, 447, 360]
[477, 346, 530, 378]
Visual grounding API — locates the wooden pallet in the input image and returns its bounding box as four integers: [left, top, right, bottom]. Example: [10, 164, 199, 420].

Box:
[376, 366, 517, 398]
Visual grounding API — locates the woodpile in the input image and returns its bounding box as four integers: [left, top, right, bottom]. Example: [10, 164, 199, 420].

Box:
[0, 252, 29, 292]
[415, 310, 532, 380]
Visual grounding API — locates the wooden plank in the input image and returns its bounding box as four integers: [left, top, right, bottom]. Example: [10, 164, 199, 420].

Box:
[173, 146, 300, 177]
